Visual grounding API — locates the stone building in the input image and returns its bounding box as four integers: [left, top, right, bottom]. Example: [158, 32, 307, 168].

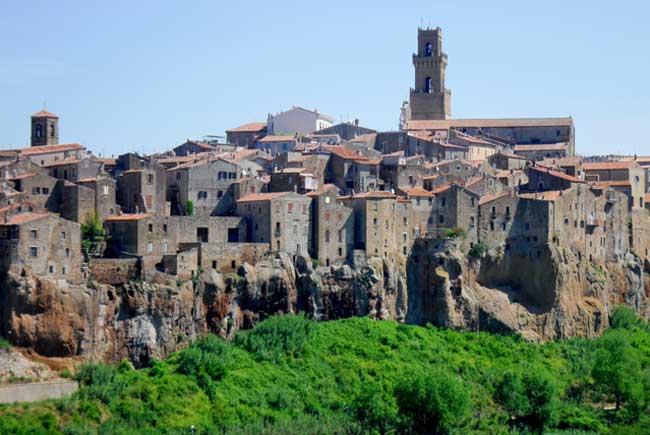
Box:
[313, 121, 376, 141]
[0, 212, 82, 283]
[8, 172, 59, 211]
[236, 191, 311, 256]
[255, 135, 298, 156]
[429, 184, 480, 246]
[166, 156, 262, 216]
[269, 168, 318, 194]
[172, 140, 218, 156]
[307, 184, 353, 266]
[77, 176, 118, 221]
[58, 181, 96, 223]
[514, 143, 569, 161]
[583, 161, 646, 210]
[44, 156, 103, 183]
[487, 152, 528, 171]
[408, 27, 451, 121]
[226, 122, 268, 148]
[267, 106, 334, 136]
[524, 165, 585, 192]
[316, 145, 381, 194]
[19, 143, 86, 167]
[399, 186, 434, 238]
[117, 167, 166, 215]
[380, 154, 427, 190]
[30, 110, 59, 147]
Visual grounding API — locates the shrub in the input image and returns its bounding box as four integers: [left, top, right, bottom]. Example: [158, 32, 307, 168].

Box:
[468, 242, 486, 259]
[0, 338, 10, 350]
[235, 315, 314, 363]
[394, 367, 470, 434]
[186, 200, 194, 216]
[444, 226, 467, 239]
[74, 363, 127, 404]
[610, 306, 642, 331]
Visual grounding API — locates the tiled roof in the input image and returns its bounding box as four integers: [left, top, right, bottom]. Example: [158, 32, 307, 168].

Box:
[404, 117, 573, 131]
[306, 184, 338, 197]
[339, 191, 396, 200]
[3, 212, 50, 225]
[514, 143, 568, 152]
[31, 110, 59, 118]
[275, 168, 305, 174]
[98, 158, 117, 165]
[319, 145, 362, 160]
[479, 191, 510, 205]
[8, 172, 39, 180]
[590, 180, 632, 188]
[519, 190, 566, 202]
[226, 122, 267, 133]
[400, 187, 434, 197]
[583, 161, 637, 171]
[464, 176, 485, 187]
[259, 135, 296, 143]
[176, 140, 217, 151]
[104, 213, 153, 222]
[491, 151, 526, 160]
[236, 191, 292, 202]
[429, 184, 452, 195]
[20, 143, 84, 156]
[422, 174, 440, 181]
[42, 157, 81, 168]
[529, 165, 584, 183]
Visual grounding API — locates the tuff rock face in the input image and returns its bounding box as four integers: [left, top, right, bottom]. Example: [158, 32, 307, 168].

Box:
[0, 245, 648, 366]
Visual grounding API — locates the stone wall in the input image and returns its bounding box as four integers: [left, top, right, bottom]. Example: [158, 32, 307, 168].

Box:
[0, 381, 78, 404]
[90, 258, 141, 285]
[200, 243, 269, 273]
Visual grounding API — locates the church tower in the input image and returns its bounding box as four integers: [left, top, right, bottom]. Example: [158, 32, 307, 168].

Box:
[409, 27, 451, 121]
[31, 110, 59, 147]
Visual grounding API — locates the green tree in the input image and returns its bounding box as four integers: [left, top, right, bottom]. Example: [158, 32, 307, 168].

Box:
[350, 380, 398, 434]
[80, 213, 108, 257]
[186, 200, 194, 216]
[394, 368, 470, 434]
[610, 306, 642, 331]
[592, 330, 645, 417]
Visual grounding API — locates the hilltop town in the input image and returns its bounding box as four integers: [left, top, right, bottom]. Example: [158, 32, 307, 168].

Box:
[0, 27, 649, 362]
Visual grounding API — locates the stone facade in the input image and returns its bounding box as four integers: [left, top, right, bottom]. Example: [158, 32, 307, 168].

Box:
[30, 110, 59, 147]
[307, 185, 354, 266]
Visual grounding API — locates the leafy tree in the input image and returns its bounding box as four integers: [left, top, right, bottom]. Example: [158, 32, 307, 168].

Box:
[350, 380, 398, 434]
[186, 200, 194, 216]
[592, 330, 645, 418]
[610, 306, 643, 331]
[394, 367, 470, 434]
[80, 212, 108, 257]
[235, 314, 314, 363]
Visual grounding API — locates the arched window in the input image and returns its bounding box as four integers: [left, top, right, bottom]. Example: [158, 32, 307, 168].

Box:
[425, 42, 432, 56]
[50, 124, 55, 137]
[424, 77, 432, 93]
[538, 181, 544, 191]
[35, 124, 42, 138]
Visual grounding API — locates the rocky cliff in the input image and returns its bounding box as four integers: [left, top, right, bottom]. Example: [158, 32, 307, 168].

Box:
[1, 242, 648, 366]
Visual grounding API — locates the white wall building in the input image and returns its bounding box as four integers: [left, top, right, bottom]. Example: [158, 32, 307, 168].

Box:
[267, 106, 334, 136]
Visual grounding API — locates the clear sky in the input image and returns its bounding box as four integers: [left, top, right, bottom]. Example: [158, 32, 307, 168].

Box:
[1, 0, 648, 157]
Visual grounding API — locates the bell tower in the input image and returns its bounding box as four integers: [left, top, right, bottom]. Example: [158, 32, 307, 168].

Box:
[409, 27, 451, 121]
[31, 109, 59, 147]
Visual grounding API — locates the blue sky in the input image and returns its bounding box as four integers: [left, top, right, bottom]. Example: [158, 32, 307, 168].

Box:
[1, 0, 648, 157]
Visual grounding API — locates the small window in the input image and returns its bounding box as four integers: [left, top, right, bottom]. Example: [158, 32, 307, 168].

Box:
[148, 224, 153, 232]
[217, 190, 223, 199]
[65, 248, 70, 257]
[198, 191, 208, 200]
[162, 242, 168, 253]
[32, 187, 41, 195]
[325, 230, 330, 243]
[147, 242, 153, 253]
[49, 264, 55, 274]
[438, 215, 444, 224]
[338, 230, 343, 243]
[62, 265, 68, 275]
[30, 246, 38, 257]
[61, 231, 66, 240]
[103, 185, 110, 195]
[147, 174, 154, 184]
[163, 224, 168, 233]
[42, 187, 49, 195]
[31, 229, 38, 239]
[212, 260, 217, 269]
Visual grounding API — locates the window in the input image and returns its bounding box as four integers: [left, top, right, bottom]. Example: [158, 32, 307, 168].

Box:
[424, 76, 432, 93]
[176, 172, 181, 181]
[42, 187, 49, 195]
[338, 248, 343, 256]
[325, 230, 330, 242]
[103, 185, 110, 195]
[470, 216, 475, 227]
[30, 246, 38, 257]
[62, 265, 68, 275]
[275, 222, 281, 234]
[228, 172, 236, 179]
[373, 202, 378, 211]
[424, 42, 432, 56]
[325, 196, 331, 204]
[470, 197, 475, 207]
[438, 215, 444, 224]
[147, 174, 154, 184]
[217, 190, 223, 198]
[489, 221, 495, 231]
[502, 222, 507, 231]
[163, 224, 168, 233]
[32, 187, 41, 195]
[441, 198, 446, 207]
[525, 223, 530, 231]
[35, 124, 43, 138]
[31, 229, 38, 239]
[212, 260, 217, 269]
[61, 231, 66, 240]
[147, 242, 153, 253]
[65, 248, 70, 257]
[231, 260, 236, 269]
[49, 265, 55, 274]
[145, 195, 152, 208]
[162, 242, 167, 253]
[373, 218, 378, 225]
[293, 225, 297, 235]
[50, 124, 55, 137]
[198, 191, 208, 200]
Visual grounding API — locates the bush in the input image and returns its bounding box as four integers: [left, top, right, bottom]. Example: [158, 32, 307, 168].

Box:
[394, 367, 470, 434]
[610, 306, 643, 331]
[186, 200, 194, 216]
[235, 315, 314, 363]
[468, 242, 486, 259]
[74, 363, 127, 404]
[444, 226, 467, 239]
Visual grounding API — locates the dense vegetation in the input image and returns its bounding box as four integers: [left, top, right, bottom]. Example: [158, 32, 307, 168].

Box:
[1, 308, 650, 434]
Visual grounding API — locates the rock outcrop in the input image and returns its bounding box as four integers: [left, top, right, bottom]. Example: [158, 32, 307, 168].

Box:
[1, 244, 648, 366]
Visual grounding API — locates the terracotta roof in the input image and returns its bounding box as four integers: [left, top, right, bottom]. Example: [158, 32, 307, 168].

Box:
[514, 143, 568, 152]
[20, 143, 84, 156]
[479, 191, 510, 205]
[429, 184, 452, 195]
[408, 131, 436, 142]
[440, 143, 468, 150]
[259, 135, 296, 143]
[42, 157, 81, 168]
[98, 158, 116, 165]
[404, 117, 573, 131]
[491, 151, 526, 160]
[583, 161, 637, 171]
[275, 168, 305, 174]
[465, 176, 485, 187]
[31, 110, 59, 118]
[400, 187, 434, 197]
[339, 191, 396, 200]
[645, 193, 650, 203]
[104, 213, 153, 222]
[529, 165, 584, 183]
[9, 172, 39, 180]
[422, 174, 440, 181]
[590, 180, 632, 188]
[519, 190, 565, 202]
[176, 140, 217, 151]
[319, 145, 362, 160]
[347, 133, 376, 143]
[236, 191, 292, 202]
[226, 122, 267, 133]
[3, 212, 50, 225]
[306, 184, 338, 197]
